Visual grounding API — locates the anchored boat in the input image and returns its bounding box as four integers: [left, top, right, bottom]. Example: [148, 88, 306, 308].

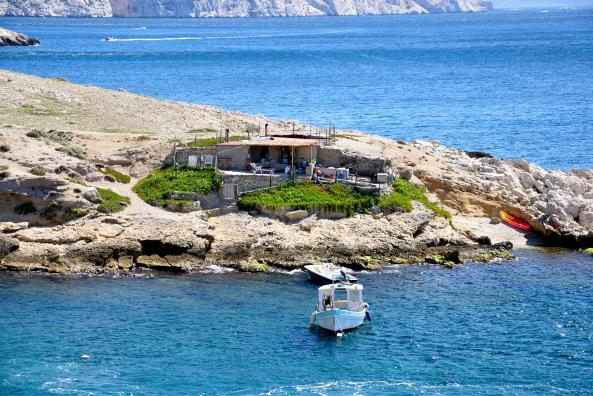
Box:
[303, 263, 357, 285]
[310, 283, 370, 333]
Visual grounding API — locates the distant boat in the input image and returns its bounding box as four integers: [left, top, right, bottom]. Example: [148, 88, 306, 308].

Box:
[303, 263, 357, 285]
[500, 211, 532, 232]
[310, 283, 370, 333]
[103, 36, 114, 41]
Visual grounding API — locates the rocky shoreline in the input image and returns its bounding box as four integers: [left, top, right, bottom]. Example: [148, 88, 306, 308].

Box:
[0, 28, 39, 47]
[1, 69, 591, 276]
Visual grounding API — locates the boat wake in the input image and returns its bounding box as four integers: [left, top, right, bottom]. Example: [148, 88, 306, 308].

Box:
[103, 30, 352, 43]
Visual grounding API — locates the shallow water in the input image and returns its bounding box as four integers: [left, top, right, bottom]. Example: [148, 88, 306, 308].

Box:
[1, 8, 593, 169]
[1, 250, 592, 394]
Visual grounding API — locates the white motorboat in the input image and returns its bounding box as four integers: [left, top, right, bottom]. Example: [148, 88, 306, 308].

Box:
[310, 283, 370, 333]
[303, 263, 357, 285]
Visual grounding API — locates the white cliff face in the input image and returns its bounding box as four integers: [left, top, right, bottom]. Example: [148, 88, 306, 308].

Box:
[0, 0, 492, 17]
[0, 0, 112, 17]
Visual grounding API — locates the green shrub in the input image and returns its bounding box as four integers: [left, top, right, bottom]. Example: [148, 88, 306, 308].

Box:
[26, 130, 43, 138]
[67, 176, 87, 186]
[29, 166, 46, 176]
[98, 166, 131, 184]
[56, 145, 85, 160]
[239, 181, 373, 216]
[378, 178, 451, 219]
[14, 201, 36, 215]
[40, 201, 61, 219]
[65, 207, 89, 218]
[185, 135, 243, 147]
[96, 188, 131, 213]
[133, 166, 221, 207]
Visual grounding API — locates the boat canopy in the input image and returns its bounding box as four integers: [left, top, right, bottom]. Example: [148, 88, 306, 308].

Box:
[318, 283, 364, 310]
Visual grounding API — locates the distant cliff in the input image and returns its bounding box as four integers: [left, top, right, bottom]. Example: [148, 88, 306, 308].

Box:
[0, 0, 492, 17]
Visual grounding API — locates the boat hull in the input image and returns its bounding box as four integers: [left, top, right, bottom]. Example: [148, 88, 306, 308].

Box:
[311, 308, 366, 332]
[500, 211, 532, 232]
[303, 265, 357, 285]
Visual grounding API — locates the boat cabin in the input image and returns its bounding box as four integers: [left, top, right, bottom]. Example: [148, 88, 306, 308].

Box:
[317, 283, 364, 311]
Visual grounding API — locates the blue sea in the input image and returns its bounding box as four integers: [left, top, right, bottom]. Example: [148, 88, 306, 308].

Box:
[1, 8, 593, 169]
[2, 9, 593, 395]
[1, 250, 592, 395]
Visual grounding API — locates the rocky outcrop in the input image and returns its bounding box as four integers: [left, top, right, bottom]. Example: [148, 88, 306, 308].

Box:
[410, 140, 593, 247]
[0, 28, 39, 46]
[206, 206, 510, 272]
[0, 0, 492, 17]
[0, 215, 213, 274]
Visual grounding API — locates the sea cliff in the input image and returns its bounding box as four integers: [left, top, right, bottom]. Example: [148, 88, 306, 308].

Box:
[1, 69, 591, 276]
[0, 0, 492, 17]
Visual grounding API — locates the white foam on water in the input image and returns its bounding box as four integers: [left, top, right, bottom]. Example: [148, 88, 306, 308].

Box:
[200, 264, 234, 274]
[104, 30, 353, 43]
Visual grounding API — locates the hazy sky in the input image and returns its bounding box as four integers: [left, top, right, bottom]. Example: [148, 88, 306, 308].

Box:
[492, 0, 593, 8]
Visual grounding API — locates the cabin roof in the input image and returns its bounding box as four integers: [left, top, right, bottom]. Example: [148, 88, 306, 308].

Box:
[318, 283, 363, 291]
[217, 137, 319, 148]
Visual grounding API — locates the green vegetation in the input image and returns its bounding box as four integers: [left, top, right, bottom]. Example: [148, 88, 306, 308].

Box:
[29, 166, 46, 176]
[132, 166, 221, 208]
[378, 179, 451, 219]
[98, 166, 131, 184]
[17, 95, 81, 117]
[14, 201, 36, 215]
[97, 188, 131, 213]
[26, 129, 43, 138]
[99, 127, 155, 135]
[185, 135, 243, 148]
[67, 176, 87, 186]
[239, 181, 373, 216]
[186, 127, 218, 134]
[584, 248, 593, 255]
[0, 144, 10, 152]
[65, 207, 89, 218]
[25, 129, 85, 159]
[40, 201, 61, 220]
[56, 145, 85, 160]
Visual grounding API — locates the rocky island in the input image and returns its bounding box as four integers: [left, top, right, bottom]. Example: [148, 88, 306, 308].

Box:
[1, 69, 592, 275]
[0, 28, 39, 46]
[0, 0, 492, 17]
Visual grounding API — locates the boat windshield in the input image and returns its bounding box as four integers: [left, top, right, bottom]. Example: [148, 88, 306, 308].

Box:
[334, 289, 348, 302]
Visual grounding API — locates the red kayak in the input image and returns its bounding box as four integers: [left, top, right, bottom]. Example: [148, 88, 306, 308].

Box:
[500, 211, 532, 232]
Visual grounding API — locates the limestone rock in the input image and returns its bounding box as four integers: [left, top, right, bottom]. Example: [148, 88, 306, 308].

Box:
[83, 187, 101, 203]
[0, 28, 39, 46]
[0, 235, 19, 261]
[285, 210, 308, 221]
[98, 223, 124, 238]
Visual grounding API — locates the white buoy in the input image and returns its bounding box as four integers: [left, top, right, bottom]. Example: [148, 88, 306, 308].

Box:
[81, 354, 90, 360]
[336, 332, 343, 337]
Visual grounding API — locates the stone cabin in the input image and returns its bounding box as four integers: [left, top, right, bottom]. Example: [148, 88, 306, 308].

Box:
[216, 136, 320, 173]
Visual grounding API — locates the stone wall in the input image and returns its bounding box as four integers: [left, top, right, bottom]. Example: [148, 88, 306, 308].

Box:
[317, 146, 386, 177]
[222, 172, 290, 194]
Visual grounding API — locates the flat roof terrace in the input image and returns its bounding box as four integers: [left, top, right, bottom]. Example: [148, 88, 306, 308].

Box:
[217, 137, 319, 147]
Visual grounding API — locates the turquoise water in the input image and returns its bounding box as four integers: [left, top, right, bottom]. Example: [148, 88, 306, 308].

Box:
[2, 10, 593, 394]
[1, 9, 593, 169]
[1, 250, 592, 394]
